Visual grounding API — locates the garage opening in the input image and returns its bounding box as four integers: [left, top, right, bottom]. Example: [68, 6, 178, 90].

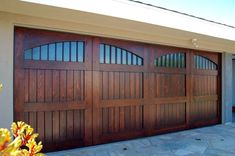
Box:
[14, 27, 221, 151]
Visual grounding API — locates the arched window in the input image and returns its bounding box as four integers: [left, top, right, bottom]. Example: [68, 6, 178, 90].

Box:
[24, 41, 85, 62]
[194, 55, 217, 70]
[155, 53, 185, 68]
[99, 44, 143, 66]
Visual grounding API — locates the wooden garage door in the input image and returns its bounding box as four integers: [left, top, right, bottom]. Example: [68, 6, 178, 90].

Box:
[14, 27, 221, 151]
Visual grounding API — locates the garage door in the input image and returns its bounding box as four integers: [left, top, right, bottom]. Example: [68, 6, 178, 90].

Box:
[14, 27, 221, 151]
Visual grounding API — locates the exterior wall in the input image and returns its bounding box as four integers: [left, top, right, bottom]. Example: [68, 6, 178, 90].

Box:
[0, 10, 234, 127]
[0, 16, 14, 129]
[233, 59, 235, 107]
[222, 53, 233, 123]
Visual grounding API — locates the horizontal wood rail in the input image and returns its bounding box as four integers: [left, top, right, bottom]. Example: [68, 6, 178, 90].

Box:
[24, 101, 86, 112]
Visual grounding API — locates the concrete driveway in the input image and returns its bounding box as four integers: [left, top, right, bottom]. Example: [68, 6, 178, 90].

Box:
[46, 123, 235, 156]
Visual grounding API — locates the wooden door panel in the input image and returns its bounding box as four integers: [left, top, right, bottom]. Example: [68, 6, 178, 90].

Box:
[99, 71, 143, 100]
[92, 39, 146, 144]
[14, 27, 92, 151]
[153, 103, 186, 129]
[154, 73, 186, 97]
[190, 53, 221, 126]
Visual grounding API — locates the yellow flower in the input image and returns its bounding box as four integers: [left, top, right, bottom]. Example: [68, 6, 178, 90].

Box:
[1, 136, 23, 156]
[11, 121, 27, 138]
[1, 121, 44, 156]
[0, 128, 12, 151]
[11, 121, 39, 146]
[25, 139, 44, 156]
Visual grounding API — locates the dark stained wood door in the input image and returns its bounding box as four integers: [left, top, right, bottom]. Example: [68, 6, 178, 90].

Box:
[92, 38, 148, 144]
[14, 27, 221, 152]
[14, 27, 93, 151]
[190, 51, 221, 126]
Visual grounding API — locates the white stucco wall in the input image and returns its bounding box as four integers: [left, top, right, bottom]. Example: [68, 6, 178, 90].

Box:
[233, 60, 235, 106]
[0, 15, 14, 128]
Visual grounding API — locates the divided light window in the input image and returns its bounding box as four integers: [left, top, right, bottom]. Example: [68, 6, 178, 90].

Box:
[99, 44, 143, 66]
[194, 55, 217, 70]
[155, 53, 185, 68]
[24, 41, 85, 62]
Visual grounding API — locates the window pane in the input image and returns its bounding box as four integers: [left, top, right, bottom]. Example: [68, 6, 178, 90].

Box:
[205, 59, 208, 69]
[209, 61, 212, 70]
[137, 58, 142, 65]
[71, 42, 77, 62]
[162, 55, 166, 67]
[170, 54, 174, 67]
[111, 46, 116, 64]
[63, 42, 70, 62]
[56, 43, 63, 61]
[166, 54, 169, 67]
[202, 58, 206, 69]
[174, 54, 178, 68]
[199, 56, 203, 69]
[181, 53, 185, 68]
[157, 57, 161, 67]
[127, 52, 132, 65]
[194, 56, 197, 68]
[100, 44, 104, 63]
[197, 56, 200, 69]
[213, 64, 217, 70]
[116, 48, 121, 64]
[178, 54, 181, 67]
[24, 49, 32, 60]
[33, 47, 40, 60]
[78, 42, 84, 62]
[41, 45, 48, 61]
[105, 45, 110, 64]
[122, 50, 127, 64]
[133, 55, 137, 65]
[49, 44, 55, 61]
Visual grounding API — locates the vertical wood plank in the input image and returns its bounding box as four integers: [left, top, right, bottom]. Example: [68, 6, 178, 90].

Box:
[119, 107, 125, 132]
[136, 105, 140, 130]
[81, 71, 85, 101]
[45, 112, 52, 143]
[37, 112, 44, 142]
[130, 73, 135, 98]
[114, 107, 120, 133]
[29, 69, 37, 102]
[60, 110, 67, 141]
[135, 73, 140, 98]
[102, 108, 108, 134]
[60, 70, 67, 102]
[130, 105, 136, 129]
[29, 112, 37, 134]
[24, 69, 29, 103]
[45, 70, 52, 102]
[108, 72, 114, 99]
[114, 72, 120, 99]
[120, 72, 125, 99]
[67, 71, 74, 101]
[67, 110, 74, 140]
[52, 111, 60, 143]
[74, 71, 81, 101]
[103, 72, 109, 100]
[52, 70, 59, 102]
[108, 108, 114, 133]
[37, 70, 45, 102]
[125, 72, 130, 98]
[74, 110, 81, 139]
[24, 112, 29, 124]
